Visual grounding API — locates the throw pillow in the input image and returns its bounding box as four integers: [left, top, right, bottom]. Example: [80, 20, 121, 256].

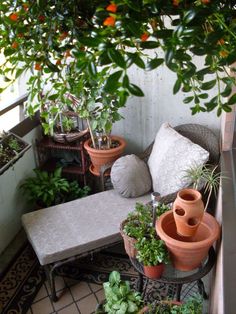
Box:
[147, 122, 209, 196]
[111, 154, 152, 198]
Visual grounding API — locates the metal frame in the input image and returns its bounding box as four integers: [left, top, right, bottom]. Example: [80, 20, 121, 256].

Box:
[43, 240, 122, 302]
[130, 246, 216, 302]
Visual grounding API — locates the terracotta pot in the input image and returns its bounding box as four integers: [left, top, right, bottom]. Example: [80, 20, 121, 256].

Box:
[173, 189, 204, 237]
[143, 263, 164, 279]
[120, 220, 137, 258]
[84, 135, 126, 176]
[156, 210, 220, 271]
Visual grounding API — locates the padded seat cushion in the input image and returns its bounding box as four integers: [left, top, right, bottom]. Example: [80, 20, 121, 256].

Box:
[148, 122, 209, 196]
[22, 190, 150, 265]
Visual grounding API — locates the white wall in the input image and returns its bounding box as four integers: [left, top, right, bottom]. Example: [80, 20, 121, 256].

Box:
[112, 60, 221, 153]
[0, 127, 41, 254]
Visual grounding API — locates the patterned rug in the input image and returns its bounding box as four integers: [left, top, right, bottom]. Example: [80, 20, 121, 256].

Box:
[0, 243, 201, 314]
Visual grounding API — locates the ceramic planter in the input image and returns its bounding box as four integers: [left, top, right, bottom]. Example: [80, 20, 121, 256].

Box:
[143, 263, 164, 279]
[173, 189, 204, 237]
[84, 135, 126, 176]
[156, 210, 220, 271]
[120, 219, 137, 258]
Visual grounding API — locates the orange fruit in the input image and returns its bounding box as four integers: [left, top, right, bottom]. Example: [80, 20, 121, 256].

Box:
[106, 3, 117, 13]
[217, 38, 225, 45]
[56, 59, 62, 65]
[35, 63, 42, 71]
[11, 41, 18, 49]
[140, 32, 149, 42]
[9, 13, 18, 21]
[59, 32, 68, 41]
[103, 16, 116, 27]
[172, 0, 180, 6]
[219, 50, 229, 58]
[65, 50, 71, 58]
[201, 0, 210, 3]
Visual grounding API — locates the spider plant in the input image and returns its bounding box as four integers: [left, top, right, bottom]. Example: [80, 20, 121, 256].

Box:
[184, 164, 226, 211]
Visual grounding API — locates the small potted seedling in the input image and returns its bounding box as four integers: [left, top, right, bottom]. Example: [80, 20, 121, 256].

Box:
[135, 236, 170, 279]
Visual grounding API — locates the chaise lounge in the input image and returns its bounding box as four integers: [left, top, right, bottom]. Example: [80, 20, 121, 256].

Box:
[22, 123, 220, 302]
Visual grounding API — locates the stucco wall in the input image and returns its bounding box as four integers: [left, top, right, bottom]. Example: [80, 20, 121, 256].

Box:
[112, 60, 221, 153]
[0, 127, 41, 254]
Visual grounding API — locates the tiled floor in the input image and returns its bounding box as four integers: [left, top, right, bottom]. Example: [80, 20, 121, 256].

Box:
[27, 276, 105, 314]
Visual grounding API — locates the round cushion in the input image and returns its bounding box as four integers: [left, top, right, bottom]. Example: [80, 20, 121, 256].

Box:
[111, 154, 152, 198]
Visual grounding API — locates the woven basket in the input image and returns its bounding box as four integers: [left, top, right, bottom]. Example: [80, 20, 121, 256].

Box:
[53, 128, 89, 144]
[120, 219, 138, 258]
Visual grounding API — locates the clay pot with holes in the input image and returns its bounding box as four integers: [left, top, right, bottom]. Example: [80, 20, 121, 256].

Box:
[173, 189, 204, 238]
[156, 210, 220, 271]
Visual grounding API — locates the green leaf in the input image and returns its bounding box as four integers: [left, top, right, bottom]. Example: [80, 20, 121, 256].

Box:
[140, 41, 159, 49]
[183, 96, 194, 104]
[147, 58, 164, 70]
[123, 75, 129, 88]
[201, 80, 216, 90]
[87, 61, 97, 77]
[133, 55, 145, 69]
[183, 9, 197, 24]
[104, 70, 123, 93]
[165, 50, 174, 65]
[228, 93, 236, 105]
[108, 49, 126, 69]
[173, 79, 181, 94]
[127, 84, 144, 97]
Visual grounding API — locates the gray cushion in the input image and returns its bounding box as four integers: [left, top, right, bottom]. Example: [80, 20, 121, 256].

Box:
[111, 154, 152, 198]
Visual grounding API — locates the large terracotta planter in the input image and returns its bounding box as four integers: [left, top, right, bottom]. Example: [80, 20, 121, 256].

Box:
[143, 263, 164, 279]
[84, 135, 126, 176]
[120, 219, 137, 258]
[156, 210, 220, 271]
[173, 189, 204, 237]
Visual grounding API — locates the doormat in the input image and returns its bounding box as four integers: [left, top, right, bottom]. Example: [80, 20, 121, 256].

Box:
[0, 243, 201, 314]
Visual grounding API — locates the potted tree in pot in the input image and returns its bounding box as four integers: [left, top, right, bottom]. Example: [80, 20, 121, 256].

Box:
[135, 237, 170, 279]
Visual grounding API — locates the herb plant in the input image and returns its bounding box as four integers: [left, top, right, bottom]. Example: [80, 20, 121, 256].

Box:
[123, 202, 170, 240]
[100, 271, 143, 314]
[135, 237, 170, 266]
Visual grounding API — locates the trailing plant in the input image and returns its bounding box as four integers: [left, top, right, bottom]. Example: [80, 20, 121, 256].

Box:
[98, 271, 143, 314]
[20, 167, 90, 207]
[135, 237, 170, 266]
[0, 0, 235, 145]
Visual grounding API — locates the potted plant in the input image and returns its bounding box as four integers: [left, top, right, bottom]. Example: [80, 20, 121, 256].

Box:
[141, 294, 202, 313]
[95, 270, 143, 314]
[0, 132, 31, 175]
[52, 112, 89, 144]
[135, 237, 170, 279]
[120, 202, 170, 258]
[20, 167, 90, 208]
[173, 164, 222, 237]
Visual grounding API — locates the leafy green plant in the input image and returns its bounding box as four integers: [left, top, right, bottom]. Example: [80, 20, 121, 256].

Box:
[20, 168, 70, 207]
[65, 181, 90, 202]
[135, 237, 169, 266]
[123, 202, 170, 240]
[145, 295, 203, 314]
[61, 116, 75, 133]
[20, 167, 90, 207]
[98, 271, 143, 314]
[8, 137, 21, 152]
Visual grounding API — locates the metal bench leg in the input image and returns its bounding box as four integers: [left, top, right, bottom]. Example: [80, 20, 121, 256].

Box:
[44, 265, 58, 302]
[137, 272, 144, 293]
[176, 284, 182, 302]
[197, 279, 208, 299]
